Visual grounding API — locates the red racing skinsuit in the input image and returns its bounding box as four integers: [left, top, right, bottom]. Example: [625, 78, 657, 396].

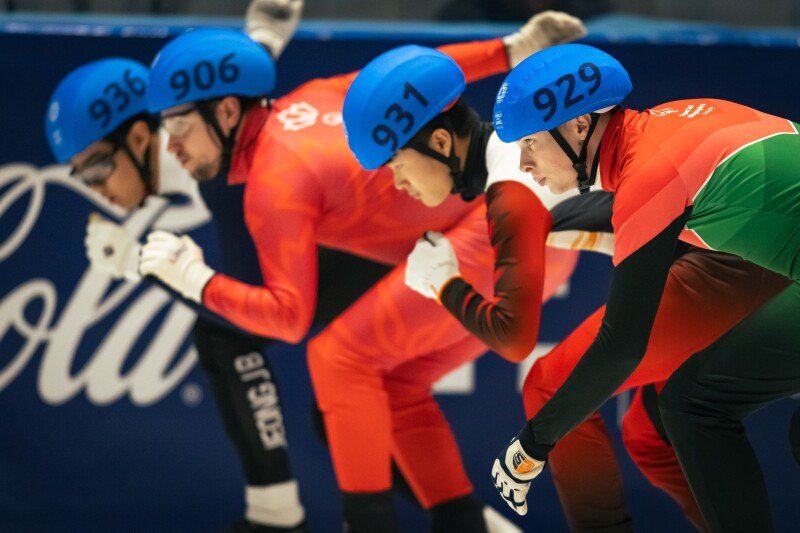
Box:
[436, 124, 789, 530]
[198, 39, 576, 507]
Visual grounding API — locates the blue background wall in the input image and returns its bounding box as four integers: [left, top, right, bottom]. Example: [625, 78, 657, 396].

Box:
[1, 15, 799, 532]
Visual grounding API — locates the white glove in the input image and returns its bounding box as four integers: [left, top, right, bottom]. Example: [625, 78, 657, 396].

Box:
[246, 0, 304, 59]
[491, 438, 546, 516]
[139, 230, 215, 303]
[405, 231, 461, 301]
[503, 11, 587, 68]
[85, 214, 142, 282]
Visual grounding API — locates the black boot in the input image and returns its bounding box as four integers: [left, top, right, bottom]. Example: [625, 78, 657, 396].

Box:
[790, 405, 800, 468]
[430, 494, 487, 533]
[342, 490, 395, 533]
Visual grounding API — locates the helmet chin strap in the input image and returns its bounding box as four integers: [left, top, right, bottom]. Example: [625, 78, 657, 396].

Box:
[198, 101, 240, 178]
[406, 116, 462, 186]
[405, 116, 493, 202]
[548, 113, 601, 194]
[120, 135, 155, 197]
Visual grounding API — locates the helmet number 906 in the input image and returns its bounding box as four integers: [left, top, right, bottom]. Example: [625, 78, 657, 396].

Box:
[88, 69, 147, 128]
[533, 62, 601, 123]
[371, 82, 430, 151]
[169, 53, 241, 101]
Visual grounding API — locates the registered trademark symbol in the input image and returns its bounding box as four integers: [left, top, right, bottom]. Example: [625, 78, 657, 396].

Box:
[181, 382, 203, 407]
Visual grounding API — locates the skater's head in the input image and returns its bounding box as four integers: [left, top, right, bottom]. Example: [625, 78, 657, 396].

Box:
[494, 44, 631, 194]
[45, 58, 158, 210]
[343, 45, 483, 207]
[148, 28, 275, 182]
[386, 100, 479, 208]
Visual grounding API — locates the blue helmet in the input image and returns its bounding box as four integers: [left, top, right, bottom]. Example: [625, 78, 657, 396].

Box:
[343, 45, 466, 170]
[148, 28, 276, 114]
[45, 58, 150, 163]
[493, 44, 632, 143]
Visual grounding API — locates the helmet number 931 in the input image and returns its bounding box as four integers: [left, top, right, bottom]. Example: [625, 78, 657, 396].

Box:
[371, 82, 429, 151]
[169, 53, 241, 101]
[533, 62, 601, 123]
[88, 69, 147, 128]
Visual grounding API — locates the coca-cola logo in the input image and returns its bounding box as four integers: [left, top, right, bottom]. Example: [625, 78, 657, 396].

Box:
[0, 163, 211, 406]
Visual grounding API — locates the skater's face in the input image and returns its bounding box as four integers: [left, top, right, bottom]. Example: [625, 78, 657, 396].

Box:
[163, 97, 242, 182]
[388, 127, 455, 207]
[516, 115, 592, 195]
[69, 120, 151, 210]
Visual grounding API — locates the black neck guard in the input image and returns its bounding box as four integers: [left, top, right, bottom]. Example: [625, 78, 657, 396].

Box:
[455, 120, 493, 201]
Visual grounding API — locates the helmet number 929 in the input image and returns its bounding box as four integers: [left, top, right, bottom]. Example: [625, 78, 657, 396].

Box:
[371, 82, 430, 151]
[533, 62, 601, 123]
[169, 53, 241, 101]
[88, 69, 147, 128]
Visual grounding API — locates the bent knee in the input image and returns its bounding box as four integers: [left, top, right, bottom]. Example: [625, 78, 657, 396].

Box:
[307, 332, 384, 403]
[306, 334, 347, 404]
[657, 358, 706, 418]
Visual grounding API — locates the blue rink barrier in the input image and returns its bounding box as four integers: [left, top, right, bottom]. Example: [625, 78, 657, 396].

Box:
[1, 14, 799, 532]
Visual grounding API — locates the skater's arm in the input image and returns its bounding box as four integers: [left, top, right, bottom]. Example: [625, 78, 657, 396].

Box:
[203, 144, 321, 343]
[546, 190, 615, 256]
[327, 11, 585, 93]
[143, 275, 256, 333]
[324, 38, 509, 96]
[518, 208, 689, 460]
[440, 181, 551, 363]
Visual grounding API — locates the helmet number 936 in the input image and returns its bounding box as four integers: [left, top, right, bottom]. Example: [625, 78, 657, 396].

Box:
[169, 53, 241, 101]
[88, 69, 147, 128]
[533, 62, 601, 123]
[371, 82, 429, 151]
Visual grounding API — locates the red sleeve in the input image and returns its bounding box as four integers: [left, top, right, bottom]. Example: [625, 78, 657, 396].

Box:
[322, 38, 509, 97]
[439, 181, 551, 363]
[202, 141, 321, 343]
[437, 38, 509, 83]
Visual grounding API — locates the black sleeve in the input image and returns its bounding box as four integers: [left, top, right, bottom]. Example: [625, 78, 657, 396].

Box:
[550, 190, 614, 233]
[438, 181, 551, 362]
[519, 208, 691, 460]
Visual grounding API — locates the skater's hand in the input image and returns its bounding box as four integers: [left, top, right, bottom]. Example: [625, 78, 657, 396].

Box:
[85, 214, 142, 282]
[405, 231, 460, 301]
[492, 438, 546, 516]
[246, 0, 304, 59]
[503, 11, 587, 68]
[140, 231, 215, 303]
